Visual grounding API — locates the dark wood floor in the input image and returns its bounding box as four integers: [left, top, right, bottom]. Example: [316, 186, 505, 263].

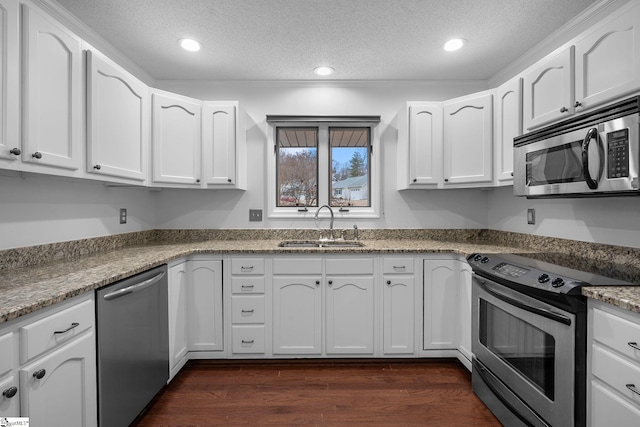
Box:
[134, 359, 501, 426]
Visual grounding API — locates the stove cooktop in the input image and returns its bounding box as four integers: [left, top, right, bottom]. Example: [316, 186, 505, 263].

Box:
[467, 252, 632, 296]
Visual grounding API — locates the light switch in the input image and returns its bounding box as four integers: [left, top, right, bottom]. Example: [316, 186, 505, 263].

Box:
[527, 208, 535, 225]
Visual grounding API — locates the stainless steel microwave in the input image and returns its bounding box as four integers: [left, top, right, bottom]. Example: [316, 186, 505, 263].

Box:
[514, 96, 640, 198]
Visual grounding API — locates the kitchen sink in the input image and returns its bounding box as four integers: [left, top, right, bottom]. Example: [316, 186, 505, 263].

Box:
[278, 240, 365, 248]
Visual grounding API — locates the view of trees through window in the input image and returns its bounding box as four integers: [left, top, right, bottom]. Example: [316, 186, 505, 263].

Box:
[277, 128, 318, 207]
[330, 128, 370, 207]
[276, 127, 370, 208]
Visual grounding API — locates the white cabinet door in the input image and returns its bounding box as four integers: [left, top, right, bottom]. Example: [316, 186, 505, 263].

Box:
[382, 275, 415, 354]
[21, 4, 82, 171]
[202, 101, 237, 186]
[168, 262, 188, 371]
[326, 276, 374, 355]
[189, 259, 223, 351]
[495, 77, 522, 184]
[86, 50, 148, 182]
[0, 376, 19, 417]
[423, 259, 458, 350]
[443, 91, 493, 185]
[0, 0, 19, 162]
[152, 92, 202, 186]
[523, 47, 574, 130]
[458, 261, 472, 366]
[407, 102, 443, 186]
[19, 331, 97, 427]
[575, 3, 640, 111]
[272, 276, 322, 355]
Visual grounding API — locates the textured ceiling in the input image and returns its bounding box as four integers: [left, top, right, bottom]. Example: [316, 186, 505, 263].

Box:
[54, 0, 598, 81]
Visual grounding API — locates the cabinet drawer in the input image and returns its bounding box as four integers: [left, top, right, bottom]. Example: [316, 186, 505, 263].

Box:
[382, 258, 414, 274]
[232, 326, 265, 354]
[232, 296, 265, 324]
[592, 343, 640, 404]
[20, 298, 94, 364]
[231, 276, 265, 294]
[273, 258, 322, 275]
[591, 380, 640, 427]
[0, 333, 14, 377]
[593, 307, 640, 364]
[326, 258, 374, 275]
[231, 258, 265, 275]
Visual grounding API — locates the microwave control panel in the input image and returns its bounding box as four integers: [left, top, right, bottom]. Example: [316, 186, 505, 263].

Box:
[607, 128, 629, 178]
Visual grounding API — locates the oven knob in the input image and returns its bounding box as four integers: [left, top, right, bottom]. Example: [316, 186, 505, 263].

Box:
[538, 273, 550, 283]
[474, 255, 483, 262]
[551, 277, 565, 288]
[481, 256, 490, 264]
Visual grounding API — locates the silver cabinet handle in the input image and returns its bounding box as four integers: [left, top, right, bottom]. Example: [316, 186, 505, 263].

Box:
[241, 339, 254, 344]
[241, 309, 254, 314]
[241, 266, 254, 272]
[241, 285, 254, 290]
[54, 322, 79, 334]
[2, 386, 17, 398]
[103, 271, 166, 301]
[33, 369, 46, 380]
[628, 342, 640, 351]
[626, 384, 640, 396]
[393, 265, 406, 270]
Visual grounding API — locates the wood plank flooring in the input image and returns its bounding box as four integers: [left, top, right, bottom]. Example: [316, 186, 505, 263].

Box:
[134, 359, 501, 426]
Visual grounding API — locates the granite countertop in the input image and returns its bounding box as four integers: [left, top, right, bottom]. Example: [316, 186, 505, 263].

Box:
[1, 235, 640, 325]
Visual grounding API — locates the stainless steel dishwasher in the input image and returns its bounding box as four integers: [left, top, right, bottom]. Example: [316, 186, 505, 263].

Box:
[96, 265, 169, 427]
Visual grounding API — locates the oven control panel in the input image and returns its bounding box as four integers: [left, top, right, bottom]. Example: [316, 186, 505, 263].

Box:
[466, 253, 585, 295]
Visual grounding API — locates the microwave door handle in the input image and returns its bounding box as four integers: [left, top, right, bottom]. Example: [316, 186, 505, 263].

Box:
[582, 127, 602, 190]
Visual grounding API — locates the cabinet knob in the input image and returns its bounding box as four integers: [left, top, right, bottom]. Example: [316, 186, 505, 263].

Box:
[386, 280, 392, 285]
[9, 148, 21, 156]
[574, 101, 582, 108]
[412, 178, 417, 183]
[196, 179, 200, 183]
[328, 280, 333, 287]
[559, 107, 568, 113]
[33, 369, 46, 380]
[444, 178, 449, 182]
[93, 164, 102, 170]
[32, 152, 42, 159]
[2, 386, 17, 398]
[227, 178, 232, 183]
[315, 280, 320, 286]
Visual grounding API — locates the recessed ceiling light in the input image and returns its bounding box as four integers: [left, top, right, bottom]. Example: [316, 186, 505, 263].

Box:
[443, 38, 466, 52]
[179, 38, 201, 52]
[314, 66, 334, 76]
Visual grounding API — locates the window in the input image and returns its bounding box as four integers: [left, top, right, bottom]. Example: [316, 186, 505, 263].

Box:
[267, 116, 380, 218]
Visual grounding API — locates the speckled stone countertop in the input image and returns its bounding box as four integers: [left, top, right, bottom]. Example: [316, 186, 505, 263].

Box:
[0, 237, 526, 325]
[2, 228, 640, 325]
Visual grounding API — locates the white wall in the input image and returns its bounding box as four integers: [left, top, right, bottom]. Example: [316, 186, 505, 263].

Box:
[487, 185, 640, 249]
[153, 81, 490, 230]
[0, 172, 155, 250]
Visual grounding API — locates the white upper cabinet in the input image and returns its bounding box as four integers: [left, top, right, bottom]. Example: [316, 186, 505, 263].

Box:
[202, 101, 241, 187]
[443, 91, 493, 185]
[407, 102, 443, 187]
[0, 0, 18, 163]
[523, 47, 575, 131]
[21, 4, 82, 171]
[495, 77, 522, 184]
[152, 91, 202, 186]
[574, 2, 640, 111]
[86, 49, 148, 182]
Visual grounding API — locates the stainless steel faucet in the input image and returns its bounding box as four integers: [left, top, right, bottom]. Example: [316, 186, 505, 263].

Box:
[314, 205, 334, 239]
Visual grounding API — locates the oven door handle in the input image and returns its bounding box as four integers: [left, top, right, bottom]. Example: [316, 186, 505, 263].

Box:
[478, 279, 572, 326]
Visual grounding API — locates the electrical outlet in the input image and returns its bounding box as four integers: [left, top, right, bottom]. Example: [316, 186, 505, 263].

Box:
[249, 209, 263, 222]
[527, 208, 535, 225]
[120, 208, 127, 224]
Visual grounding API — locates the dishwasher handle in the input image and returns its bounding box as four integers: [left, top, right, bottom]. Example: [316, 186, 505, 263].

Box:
[103, 271, 166, 301]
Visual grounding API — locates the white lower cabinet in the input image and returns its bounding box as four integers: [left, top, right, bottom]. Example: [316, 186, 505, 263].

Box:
[423, 258, 458, 350]
[0, 293, 96, 425]
[168, 257, 223, 379]
[230, 257, 266, 356]
[457, 261, 472, 369]
[382, 258, 415, 355]
[588, 300, 640, 426]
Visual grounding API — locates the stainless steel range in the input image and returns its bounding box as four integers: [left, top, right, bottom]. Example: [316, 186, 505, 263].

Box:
[468, 253, 630, 427]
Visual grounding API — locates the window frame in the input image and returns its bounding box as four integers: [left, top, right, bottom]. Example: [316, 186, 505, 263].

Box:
[267, 117, 381, 219]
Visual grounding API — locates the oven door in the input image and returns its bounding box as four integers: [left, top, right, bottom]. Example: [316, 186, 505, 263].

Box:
[472, 274, 575, 427]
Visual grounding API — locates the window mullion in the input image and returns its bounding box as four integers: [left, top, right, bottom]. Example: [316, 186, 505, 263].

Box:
[317, 125, 330, 206]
